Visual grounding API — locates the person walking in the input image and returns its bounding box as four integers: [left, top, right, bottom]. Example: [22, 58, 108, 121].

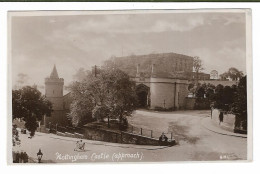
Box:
[37, 149, 43, 163]
[219, 111, 224, 125]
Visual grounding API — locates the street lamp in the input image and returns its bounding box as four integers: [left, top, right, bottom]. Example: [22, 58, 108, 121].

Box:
[37, 149, 43, 163]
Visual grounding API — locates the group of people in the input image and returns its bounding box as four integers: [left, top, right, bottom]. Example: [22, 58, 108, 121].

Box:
[74, 140, 86, 151]
[12, 125, 21, 146]
[159, 132, 169, 145]
[159, 132, 168, 142]
[13, 151, 29, 163]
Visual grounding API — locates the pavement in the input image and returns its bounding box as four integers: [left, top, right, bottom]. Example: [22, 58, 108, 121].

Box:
[13, 130, 170, 163]
[201, 117, 247, 138]
[12, 110, 247, 163]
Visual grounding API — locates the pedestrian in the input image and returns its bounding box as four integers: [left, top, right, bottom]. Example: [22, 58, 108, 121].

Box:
[37, 149, 43, 163]
[219, 111, 224, 125]
[24, 152, 29, 163]
[13, 151, 18, 163]
[78, 140, 85, 151]
[159, 132, 168, 145]
[20, 151, 25, 163]
[17, 151, 21, 163]
[74, 141, 79, 151]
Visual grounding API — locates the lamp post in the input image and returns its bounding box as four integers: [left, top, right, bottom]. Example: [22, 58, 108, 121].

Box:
[37, 149, 43, 163]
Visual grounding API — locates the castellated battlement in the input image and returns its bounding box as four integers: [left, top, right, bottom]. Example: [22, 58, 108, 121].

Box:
[45, 77, 64, 85]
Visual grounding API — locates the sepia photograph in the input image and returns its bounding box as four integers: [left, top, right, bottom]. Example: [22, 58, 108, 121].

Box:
[8, 9, 252, 164]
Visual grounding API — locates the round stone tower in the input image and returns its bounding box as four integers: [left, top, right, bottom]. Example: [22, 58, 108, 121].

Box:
[45, 65, 64, 110]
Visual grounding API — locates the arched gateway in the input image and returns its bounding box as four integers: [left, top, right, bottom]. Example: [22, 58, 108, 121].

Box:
[136, 84, 150, 108]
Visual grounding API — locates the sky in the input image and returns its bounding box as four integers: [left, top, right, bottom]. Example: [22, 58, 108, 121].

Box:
[11, 11, 247, 91]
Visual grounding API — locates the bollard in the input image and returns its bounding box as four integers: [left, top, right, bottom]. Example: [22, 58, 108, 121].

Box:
[151, 130, 153, 138]
[171, 132, 173, 140]
[140, 128, 142, 135]
[56, 124, 58, 134]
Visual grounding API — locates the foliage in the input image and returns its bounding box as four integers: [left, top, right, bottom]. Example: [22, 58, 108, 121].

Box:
[219, 67, 244, 81]
[190, 75, 247, 131]
[210, 84, 237, 112]
[68, 99, 94, 127]
[193, 56, 204, 85]
[12, 86, 52, 137]
[191, 82, 236, 110]
[231, 76, 247, 130]
[92, 105, 110, 122]
[195, 84, 206, 98]
[68, 66, 138, 128]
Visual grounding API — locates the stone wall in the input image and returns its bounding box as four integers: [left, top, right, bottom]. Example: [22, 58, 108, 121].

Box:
[150, 79, 175, 109]
[149, 78, 189, 110]
[178, 83, 189, 109]
[44, 110, 69, 127]
[184, 97, 196, 110]
[83, 126, 175, 146]
[47, 97, 64, 110]
[63, 92, 72, 110]
[199, 80, 238, 87]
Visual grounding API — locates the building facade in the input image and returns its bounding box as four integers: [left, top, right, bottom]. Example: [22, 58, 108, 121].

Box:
[210, 70, 219, 80]
[128, 53, 192, 110]
[44, 65, 71, 126]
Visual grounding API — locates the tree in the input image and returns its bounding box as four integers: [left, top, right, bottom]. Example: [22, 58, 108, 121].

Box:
[12, 86, 52, 137]
[211, 84, 224, 109]
[195, 84, 206, 99]
[193, 56, 204, 85]
[68, 66, 138, 129]
[231, 76, 247, 130]
[68, 74, 96, 127]
[208, 83, 237, 112]
[101, 68, 137, 129]
[205, 83, 215, 100]
[220, 67, 244, 81]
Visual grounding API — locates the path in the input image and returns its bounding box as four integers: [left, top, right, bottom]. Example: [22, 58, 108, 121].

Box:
[13, 110, 247, 163]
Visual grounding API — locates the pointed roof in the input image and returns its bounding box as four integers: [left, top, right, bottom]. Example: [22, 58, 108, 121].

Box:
[50, 64, 59, 79]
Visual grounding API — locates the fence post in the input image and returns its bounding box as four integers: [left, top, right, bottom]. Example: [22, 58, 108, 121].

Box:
[151, 130, 153, 138]
[132, 126, 133, 134]
[171, 132, 173, 140]
[140, 128, 142, 135]
[56, 124, 58, 134]
[121, 132, 123, 144]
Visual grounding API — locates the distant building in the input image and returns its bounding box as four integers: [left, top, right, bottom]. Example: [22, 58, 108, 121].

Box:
[114, 52, 193, 110]
[112, 52, 194, 79]
[43, 54, 233, 126]
[210, 70, 218, 80]
[186, 72, 210, 81]
[198, 80, 238, 87]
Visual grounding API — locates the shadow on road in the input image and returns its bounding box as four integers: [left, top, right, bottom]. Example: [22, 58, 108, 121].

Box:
[168, 121, 200, 145]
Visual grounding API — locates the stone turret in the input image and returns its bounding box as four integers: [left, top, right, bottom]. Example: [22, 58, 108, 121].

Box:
[45, 65, 64, 110]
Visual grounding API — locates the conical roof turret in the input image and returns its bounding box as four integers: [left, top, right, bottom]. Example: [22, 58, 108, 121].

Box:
[50, 64, 59, 79]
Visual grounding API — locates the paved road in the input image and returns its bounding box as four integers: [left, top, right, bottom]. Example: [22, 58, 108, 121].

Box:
[13, 110, 247, 163]
[129, 110, 247, 161]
